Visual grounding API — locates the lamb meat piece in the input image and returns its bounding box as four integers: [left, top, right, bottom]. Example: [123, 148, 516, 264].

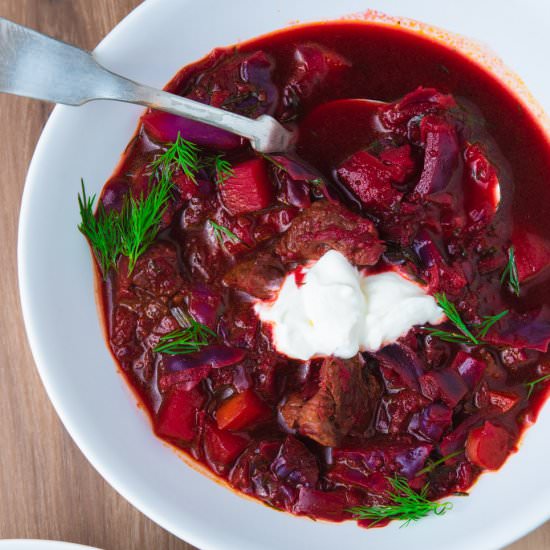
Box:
[222, 252, 286, 299]
[279, 355, 380, 447]
[276, 200, 384, 266]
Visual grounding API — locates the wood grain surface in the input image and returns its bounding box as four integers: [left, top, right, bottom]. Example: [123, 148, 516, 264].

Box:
[0, 1, 547, 549]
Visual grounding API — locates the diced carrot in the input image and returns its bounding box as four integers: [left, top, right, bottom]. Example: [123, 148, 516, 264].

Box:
[155, 387, 205, 441]
[465, 421, 511, 470]
[216, 389, 271, 431]
[220, 158, 273, 215]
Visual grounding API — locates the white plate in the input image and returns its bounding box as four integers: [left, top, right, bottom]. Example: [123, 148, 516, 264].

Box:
[0, 541, 100, 550]
[18, 1, 550, 549]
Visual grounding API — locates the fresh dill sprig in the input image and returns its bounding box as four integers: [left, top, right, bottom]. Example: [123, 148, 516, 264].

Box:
[424, 293, 508, 346]
[119, 174, 173, 273]
[78, 175, 173, 277]
[149, 133, 202, 183]
[500, 246, 520, 297]
[208, 219, 241, 245]
[212, 154, 234, 186]
[416, 450, 463, 476]
[78, 179, 122, 275]
[154, 317, 216, 355]
[347, 476, 453, 527]
[475, 310, 509, 339]
[426, 293, 480, 345]
[525, 373, 550, 398]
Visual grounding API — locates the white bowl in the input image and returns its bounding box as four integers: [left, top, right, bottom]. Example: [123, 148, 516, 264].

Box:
[18, 1, 550, 549]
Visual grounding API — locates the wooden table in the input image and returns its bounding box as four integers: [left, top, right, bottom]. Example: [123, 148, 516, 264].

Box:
[0, 1, 547, 548]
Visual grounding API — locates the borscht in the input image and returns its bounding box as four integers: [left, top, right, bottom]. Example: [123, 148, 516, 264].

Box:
[78, 21, 550, 527]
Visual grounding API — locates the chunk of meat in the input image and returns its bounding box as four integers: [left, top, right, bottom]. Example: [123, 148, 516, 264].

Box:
[276, 200, 384, 266]
[128, 242, 185, 297]
[222, 252, 285, 299]
[279, 355, 380, 446]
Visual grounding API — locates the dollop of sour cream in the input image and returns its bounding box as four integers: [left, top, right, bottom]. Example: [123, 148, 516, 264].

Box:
[255, 250, 444, 360]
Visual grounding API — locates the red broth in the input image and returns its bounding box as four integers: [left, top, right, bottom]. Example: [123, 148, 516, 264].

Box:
[94, 22, 550, 524]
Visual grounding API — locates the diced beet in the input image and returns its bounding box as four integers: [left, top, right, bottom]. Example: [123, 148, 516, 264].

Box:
[271, 436, 319, 487]
[465, 421, 511, 470]
[220, 158, 274, 215]
[203, 420, 249, 473]
[450, 351, 487, 390]
[293, 487, 348, 521]
[415, 116, 460, 197]
[419, 369, 468, 407]
[155, 387, 205, 441]
[142, 110, 242, 150]
[512, 228, 550, 283]
[378, 144, 417, 184]
[336, 150, 403, 212]
[486, 390, 520, 413]
[216, 389, 272, 431]
[408, 403, 453, 443]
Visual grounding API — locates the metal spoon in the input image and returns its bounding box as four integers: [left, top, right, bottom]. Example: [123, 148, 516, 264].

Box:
[0, 18, 293, 154]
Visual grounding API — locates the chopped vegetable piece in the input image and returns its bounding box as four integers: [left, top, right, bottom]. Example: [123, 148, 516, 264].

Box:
[348, 476, 453, 527]
[465, 421, 511, 470]
[155, 387, 205, 441]
[203, 420, 249, 473]
[216, 389, 271, 431]
[220, 158, 274, 214]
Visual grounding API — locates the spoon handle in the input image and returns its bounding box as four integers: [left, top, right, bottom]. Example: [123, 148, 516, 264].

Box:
[0, 18, 292, 153]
